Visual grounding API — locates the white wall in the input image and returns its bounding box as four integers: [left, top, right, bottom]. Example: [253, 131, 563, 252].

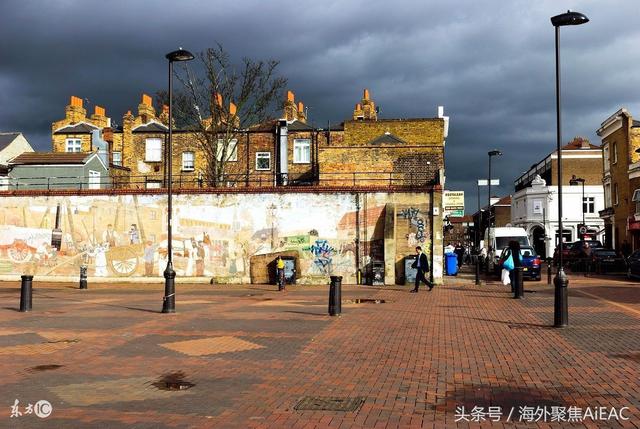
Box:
[0, 133, 34, 165]
[512, 184, 605, 256]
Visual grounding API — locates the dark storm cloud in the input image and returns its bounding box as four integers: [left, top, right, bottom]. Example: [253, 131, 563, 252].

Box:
[1, 0, 640, 210]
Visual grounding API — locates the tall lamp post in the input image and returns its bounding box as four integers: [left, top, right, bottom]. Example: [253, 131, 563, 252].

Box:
[162, 48, 195, 314]
[488, 150, 502, 227]
[551, 10, 589, 327]
[570, 175, 586, 238]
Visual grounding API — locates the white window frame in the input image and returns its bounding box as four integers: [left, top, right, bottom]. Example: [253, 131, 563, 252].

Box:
[255, 152, 271, 171]
[112, 151, 122, 166]
[146, 180, 162, 189]
[182, 151, 195, 171]
[293, 139, 311, 164]
[612, 141, 618, 164]
[604, 183, 611, 208]
[88, 170, 101, 189]
[603, 144, 610, 173]
[633, 189, 640, 214]
[583, 196, 595, 214]
[216, 139, 238, 162]
[65, 138, 82, 153]
[145, 138, 162, 162]
[614, 183, 619, 206]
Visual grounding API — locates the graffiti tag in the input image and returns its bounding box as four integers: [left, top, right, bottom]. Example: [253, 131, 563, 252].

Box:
[309, 239, 335, 274]
[400, 207, 426, 243]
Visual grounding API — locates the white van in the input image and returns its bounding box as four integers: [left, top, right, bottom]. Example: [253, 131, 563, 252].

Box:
[484, 227, 531, 273]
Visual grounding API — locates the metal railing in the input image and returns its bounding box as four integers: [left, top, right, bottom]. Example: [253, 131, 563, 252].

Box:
[0, 171, 436, 192]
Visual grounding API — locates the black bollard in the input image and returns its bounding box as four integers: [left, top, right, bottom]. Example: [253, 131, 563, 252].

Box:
[475, 260, 481, 285]
[79, 265, 88, 290]
[547, 258, 552, 285]
[513, 267, 524, 299]
[20, 275, 33, 312]
[328, 275, 342, 316]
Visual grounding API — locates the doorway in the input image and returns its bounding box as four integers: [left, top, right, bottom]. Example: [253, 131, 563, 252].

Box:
[531, 226, 546, 258]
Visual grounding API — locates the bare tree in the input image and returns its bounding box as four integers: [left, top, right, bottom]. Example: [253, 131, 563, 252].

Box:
[161, 44, 286, 186]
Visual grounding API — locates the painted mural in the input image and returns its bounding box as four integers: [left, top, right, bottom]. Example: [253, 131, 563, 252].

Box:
[0, 192, 413, 283]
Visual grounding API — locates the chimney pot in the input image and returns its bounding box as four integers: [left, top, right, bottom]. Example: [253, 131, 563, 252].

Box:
[94, 105, 105, 116]
[298, 102, 304, 112]
[363, 89, 370, 100]
[287, 90, 295, 102]
[229, 102, 237, 116]
[141, 93, 153, 107]
[70, 95, 83, 108]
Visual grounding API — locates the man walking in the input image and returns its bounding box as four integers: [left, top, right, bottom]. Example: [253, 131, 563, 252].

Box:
[411, 246, 433, 292]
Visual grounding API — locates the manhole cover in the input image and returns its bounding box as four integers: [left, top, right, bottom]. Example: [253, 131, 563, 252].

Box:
[152, 371, 195, 391]
[27, 364, 63, 372]
[294, 396, 365, 412]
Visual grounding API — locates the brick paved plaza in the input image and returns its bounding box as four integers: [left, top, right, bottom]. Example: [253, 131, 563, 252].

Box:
[1, 267, 639, 428]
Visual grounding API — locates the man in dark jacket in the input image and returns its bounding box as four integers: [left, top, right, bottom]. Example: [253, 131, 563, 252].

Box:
[410, 246, 433, 292]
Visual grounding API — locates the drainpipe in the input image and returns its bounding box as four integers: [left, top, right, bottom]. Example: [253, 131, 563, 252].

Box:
[277, 119, 288, 185]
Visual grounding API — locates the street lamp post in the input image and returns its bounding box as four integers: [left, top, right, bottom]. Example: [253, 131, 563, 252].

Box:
[570, 175, 586, 238]
[487, 150, 502, 227]
[551, 10, 589, 327]
[162, 48, 195, 314]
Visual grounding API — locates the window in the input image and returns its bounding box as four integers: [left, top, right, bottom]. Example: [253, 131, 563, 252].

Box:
[65, 138, 82, 152]
[612, 141, 618, 164]
[583, 197, 595, 214]
[182, 151, 194, 171]
[293, 139, 311, 163]
[255, 152, 271, 170]
[112, 151, 122, 166]
[88, 170, 101, 189]
[603, 144, 610, 172]
[146, 180, 162, 189]
[614, 183, 619, 205]
[605, 183, 611, 207]
[633, 189, 640, 214]
[145, 138, 162, 162]
[216, 139, 238, 162]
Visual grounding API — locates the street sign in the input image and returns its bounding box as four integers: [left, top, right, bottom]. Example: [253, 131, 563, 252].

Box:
[477, 179, 499, 186]
[579, 225, 587, 235]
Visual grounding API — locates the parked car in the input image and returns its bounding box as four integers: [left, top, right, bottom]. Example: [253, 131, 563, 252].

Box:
[552, 241, 575, 265]
[590, 249, 626, 274]
[626, 250, 640, 279]
[566, 240, 603, 264]
[499, 245, 541, 281]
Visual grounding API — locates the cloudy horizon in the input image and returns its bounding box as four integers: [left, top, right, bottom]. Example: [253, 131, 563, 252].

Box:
[1, 0, 639, 210]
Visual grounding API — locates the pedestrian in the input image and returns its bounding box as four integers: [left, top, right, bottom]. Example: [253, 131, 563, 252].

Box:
[500, 240, 522, 286]
[410, 246, 433, 292]
[455, 242, 465, 267]
[621, 240, 631, 259]
[276, 256, 285, 291]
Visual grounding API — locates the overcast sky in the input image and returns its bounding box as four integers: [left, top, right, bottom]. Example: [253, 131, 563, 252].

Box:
[1, 0, 639, 210]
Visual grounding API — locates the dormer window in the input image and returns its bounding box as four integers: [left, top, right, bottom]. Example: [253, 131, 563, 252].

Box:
[65, 138, 82, 152]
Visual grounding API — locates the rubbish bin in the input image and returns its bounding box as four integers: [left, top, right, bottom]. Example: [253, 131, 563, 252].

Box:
[445, 253, 458, 276]
[405, 256, 417, 285]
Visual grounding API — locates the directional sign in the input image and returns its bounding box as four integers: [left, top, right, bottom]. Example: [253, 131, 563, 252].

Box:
[477, 179, 500, 186]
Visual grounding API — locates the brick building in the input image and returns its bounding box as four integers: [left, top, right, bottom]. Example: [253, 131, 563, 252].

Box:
[597, 108, 640, 250]
[50, 89, 447, 190]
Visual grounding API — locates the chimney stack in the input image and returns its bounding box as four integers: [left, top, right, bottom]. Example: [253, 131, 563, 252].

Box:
[137, 93, 156, 122]
[65, 95, 87, 123]
[283, 90, 297, 121]
[353, 89, 377, 121]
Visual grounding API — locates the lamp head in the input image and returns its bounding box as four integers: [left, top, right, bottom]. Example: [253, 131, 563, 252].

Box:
[551, 10, 589, 27]
[488, 150, 502, 157]
[166, 48, 195, 62]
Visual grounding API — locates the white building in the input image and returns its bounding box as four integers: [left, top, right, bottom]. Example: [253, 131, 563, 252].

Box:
[511, 175, 604, 258]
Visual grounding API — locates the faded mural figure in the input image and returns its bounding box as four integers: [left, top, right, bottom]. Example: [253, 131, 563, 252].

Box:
[94, 244, 108, 276]
[195, 241, 205, 276]
[103, 224, 118, 248]
[143, 240, 157, 276]
[129, 224, 140, 244]
[185, 239, 195, 276]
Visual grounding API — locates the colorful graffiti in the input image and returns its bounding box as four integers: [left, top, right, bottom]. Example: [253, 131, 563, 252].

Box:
[308, 239, 336, 275]
[400, 207, 426, 244]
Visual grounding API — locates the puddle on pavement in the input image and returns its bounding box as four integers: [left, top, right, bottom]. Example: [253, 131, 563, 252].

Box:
[27, 364, 64, 372]
[152, 371, 195, 391]
[342, 299, 387, 304]
[45, 339, 80, 344]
